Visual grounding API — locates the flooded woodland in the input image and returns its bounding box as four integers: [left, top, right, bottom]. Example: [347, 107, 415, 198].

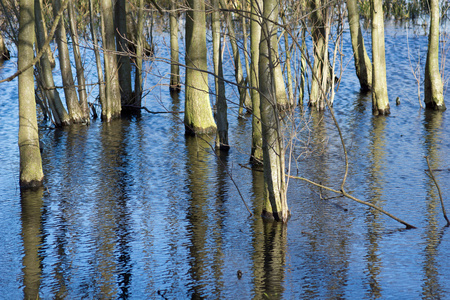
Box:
[1, 1, 450, 299]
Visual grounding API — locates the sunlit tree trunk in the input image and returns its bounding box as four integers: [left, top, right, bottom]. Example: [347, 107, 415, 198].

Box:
[134, 0, 144, 106]
[115, 0, 133, 107]
[184, 0, 216, 134]
[89, 0, 106, 116]
[53, 0, 86, 123]
[169, 0, 181, 92]
[219, 0, 252, 116]
[68, 1, 90, 121]
[37, 0, 55, 67]
[100, 0, 122, 121]
[424, 0, 446, 110]
[347, 0, 372, 91]
[282, 12, 294, 104]
[18, 0, 44, 188]
[298, 23, 307, 106]
[259, 0, 289, 222]
[371, 0, 390, 115]
[250, 0, 263, 164]
[35, 0, 70, 126]
[0, 30, 10, 60]
[309, 0, 329, 110]
[212, 0, 228, 150]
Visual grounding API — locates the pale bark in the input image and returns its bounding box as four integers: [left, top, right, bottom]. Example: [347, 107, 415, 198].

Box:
[0, 31, 10, 60]
[260, 0, 289, 222]
[298, 24, 307, 106]
[250, 0, 263, 164]
[371, 0, 390, 115]
[115, 0, 133, 106]
[134, 0, 144, 106]
[169, 0, 181, 92]
[35, 0, 70, 126]
[100, 0, 122, 121]
[53, 0, 85, 123]
[212, 0, 228, 150]
[219, 0, 252, 116]
[18, 0, 44, 188]
[184, 0, 216, 134]
[89, 0, 106, 116]
[424, 0, 446, 110]
[68, 1, 90, 121]
[347, 0, 372, 91]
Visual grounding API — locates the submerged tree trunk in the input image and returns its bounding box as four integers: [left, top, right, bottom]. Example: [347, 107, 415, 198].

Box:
[424, 0, 446, 110]
[371, 0, 390, 115]
[169, 0, 181, 92]
[309, 0, 329, 110]
[347, 0, 372, 91]
[18, 0, 44, 188]
[35, 0, 70, 126]
[89, 0, 106, 116]
[53, 0, 86, 123]
[212, 0, 228, 150]
[68, 1, 90, 121]
[259, 0, 289, 222]
[219, 0, 252, 116]
[100, 0, 122, 121]
[250, 0, 263, 164]
[184, 0, 216, 134]
[115, 0, 133, 107]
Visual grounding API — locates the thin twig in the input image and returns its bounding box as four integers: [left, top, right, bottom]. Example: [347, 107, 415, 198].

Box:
[425, 156, 450, 226]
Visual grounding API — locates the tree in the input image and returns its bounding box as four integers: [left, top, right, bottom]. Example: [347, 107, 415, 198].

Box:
[347, 0, 372, 91]
[259, 0, 289, 222]
[18, 0, 44, 188]
[100, 0, 122, 121]
[371, 0, 390, 115]
[424, 0, 446, 110]
[184, 0, 216, 134]
[250, 0, 263, 164]
[169, 0, 181, 92]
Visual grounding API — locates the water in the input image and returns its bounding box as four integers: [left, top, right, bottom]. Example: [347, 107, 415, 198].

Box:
[1, 22, 450, 299]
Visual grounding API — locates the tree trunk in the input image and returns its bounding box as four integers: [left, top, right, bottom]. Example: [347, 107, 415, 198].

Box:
[371, 0, 390, 115]
[100, 0, 122, 121]
[89, 0, 106, 117]
[35, 0, 70, 126]
[184, 0, 216, 134]
[250, 0, 263, 164]
[219, 0, 252, 116]
[282, 12, 294, 104]
[347, 0, 372, 91]
[115, 0, 133, 107]
[52, 0, 86, 123]
[259, 0, 289, 222]
[68, 1, 90, 121]
[18, 0, 44, 188]
[212, 0, 228, 150]
[424, 0, 446, 110]
[38, 0, 55, 67]
[169, 0, 181, 92]
[134, 0, 144, 106]
[0, 31, 10, 60]
[298, 23, 307, 106]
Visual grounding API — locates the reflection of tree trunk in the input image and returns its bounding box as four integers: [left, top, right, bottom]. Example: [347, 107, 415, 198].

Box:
[184, 0, 216, 134]
[371, 0, 390, 115]
[21, 189, 44, 299]
[259, 0, 289, 222]
[424, 0, 446, 110]
[422, 111, 445, 299]
[35, 0, 70, 126]
[250, 0, 263, 164]
[347, 0, 372, 91]
[18, 0, 44, 187]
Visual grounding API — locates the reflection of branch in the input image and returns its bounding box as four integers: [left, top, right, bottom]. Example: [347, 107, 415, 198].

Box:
[0, 0, 69, 84]
[425, 156, 450, 226]
[287, 174, 417, 229]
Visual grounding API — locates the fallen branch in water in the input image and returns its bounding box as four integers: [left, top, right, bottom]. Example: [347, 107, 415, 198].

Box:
[122, 105, 184, 114]
[287, 174, 417, 229]
[425, 156, 450, 227]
